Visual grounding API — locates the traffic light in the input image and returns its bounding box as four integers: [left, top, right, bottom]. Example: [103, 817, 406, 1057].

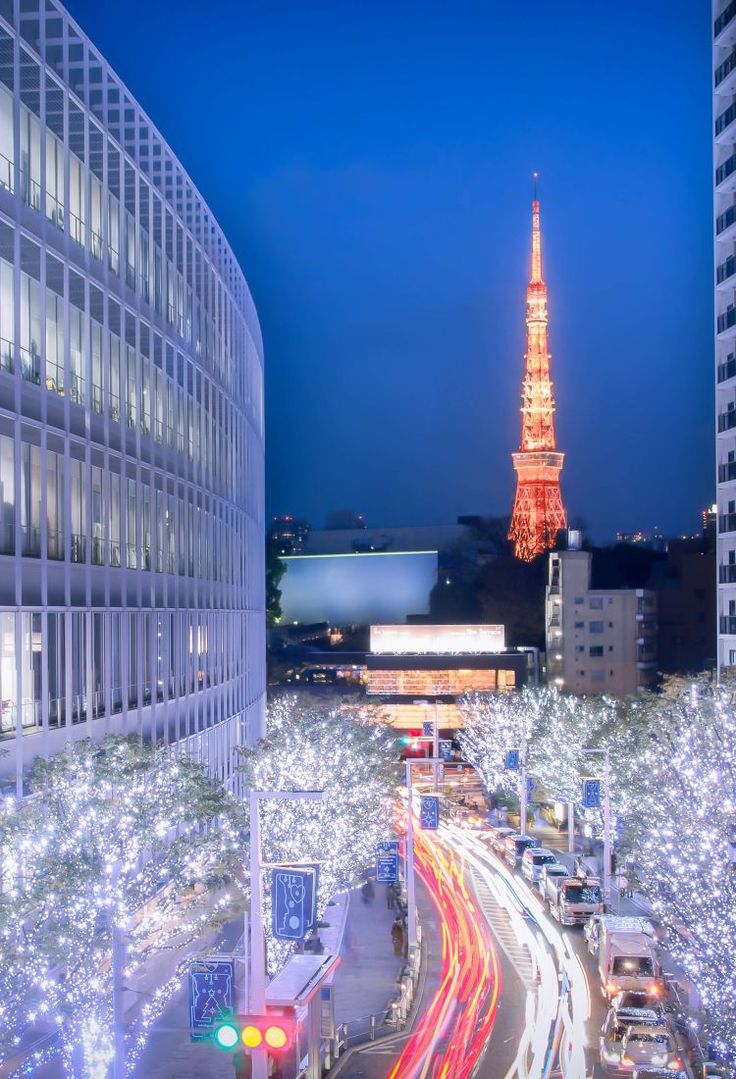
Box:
[214, 1013, 295, 1053]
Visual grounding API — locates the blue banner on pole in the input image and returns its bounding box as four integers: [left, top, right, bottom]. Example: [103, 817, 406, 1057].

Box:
[376, 853, 399, 883]
[188, 958, 234, 1042]
[582, 778, 602, 809]
[505, 748, 520, 771]
[439, 740, 453, 761]
[526, 775, 535, 798]
[422, 720, 433, 737]
[377, 839, 400, 853]
[420, 795, 440, 830]
[272, 867, 317, 941]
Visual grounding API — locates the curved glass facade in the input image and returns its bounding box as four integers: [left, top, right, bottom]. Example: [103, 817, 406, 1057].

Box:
[0, 0, 265, 792]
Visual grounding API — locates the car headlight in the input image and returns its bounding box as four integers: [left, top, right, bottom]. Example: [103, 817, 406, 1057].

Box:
[602, 1049, 620, 1064]
[651, 1055, 666, 1066]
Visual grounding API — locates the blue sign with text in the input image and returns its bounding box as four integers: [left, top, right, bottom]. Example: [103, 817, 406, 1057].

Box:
[582, 778, 602, 809]
[419, 795, 440, 830]
[376, 854, 399, 883]
[188, 958, 234, 1042]
[377, 839, 400, 853]
[505, 748, 520, 771]
[272, 867, 317, 941]
[439, 740, 453, 761]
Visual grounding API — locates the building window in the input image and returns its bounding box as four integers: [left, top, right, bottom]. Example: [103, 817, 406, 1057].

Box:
[589, 621, 604, 633]
[574, 621, 584, 629]
[589, 646, 604, 657]
[0, 434, 14, 555]
[0, 83, 14, 192]
[589, 597, 603, 610]
[19, 106, 41, 209]
[590, 670, 605, 684]
[20, 443, 41, 556]
[45, 129, 65, 229]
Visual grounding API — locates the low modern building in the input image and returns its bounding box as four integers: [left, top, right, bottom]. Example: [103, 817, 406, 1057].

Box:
[546, 548, 657, 695]
[0, 0, 265, 792]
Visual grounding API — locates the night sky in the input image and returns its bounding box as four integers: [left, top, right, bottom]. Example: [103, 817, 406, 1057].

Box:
[67, 0, 714, 541]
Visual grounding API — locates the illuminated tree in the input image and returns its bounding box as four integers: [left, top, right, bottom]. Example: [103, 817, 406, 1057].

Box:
[531, 691, 612, 804]
[622, 678, 736, 1059]
[238, 695, 397, 972]
[0, 737, 245, 1079]
[458, 686, 545, 798]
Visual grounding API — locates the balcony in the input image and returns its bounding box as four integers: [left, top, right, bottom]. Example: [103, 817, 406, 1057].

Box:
[716, 153, 736, 191]
[716, 101, 736, 142]
[720, 615, 736, 633]
[718, 255, 736, 289]
[717, 204, 736, 238]
[718, 305, 736, 336]
[719, 563, 736, 582]
[715, 48, 736, 91]
[719, 512, 736, 532]
[719, 459, 736, 483]
[718, 406, 736, 432]
[718, 353, 736, 382]
[716, 0, 736, 42]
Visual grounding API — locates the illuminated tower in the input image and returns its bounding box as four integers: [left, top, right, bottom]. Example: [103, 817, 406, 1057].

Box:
[508, 175, 567, 561]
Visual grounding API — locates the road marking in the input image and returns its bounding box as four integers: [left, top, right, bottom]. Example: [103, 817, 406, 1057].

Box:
[468, 866, 536, 989]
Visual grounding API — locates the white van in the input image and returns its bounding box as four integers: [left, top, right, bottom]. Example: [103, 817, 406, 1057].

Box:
[521, 847, 559, 883]
[504, 833, 539, 868]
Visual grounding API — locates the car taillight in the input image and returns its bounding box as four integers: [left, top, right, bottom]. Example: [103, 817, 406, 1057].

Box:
[621, 1057, 634, 1067]
[667, 1060, 683, 1071]
[607, 982, 618, 994]
[647, 983, 662, 997]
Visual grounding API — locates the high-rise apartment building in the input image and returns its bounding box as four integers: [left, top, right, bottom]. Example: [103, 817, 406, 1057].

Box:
[546, 547, 657, 695]
[0, 1, 265, 793]
[714, 2, 736, 670]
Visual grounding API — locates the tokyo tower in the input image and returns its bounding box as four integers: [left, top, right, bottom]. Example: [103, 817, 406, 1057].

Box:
[508, 175, 567, 562]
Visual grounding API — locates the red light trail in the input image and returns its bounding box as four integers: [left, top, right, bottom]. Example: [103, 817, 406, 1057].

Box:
[388, 825, 502, 1079]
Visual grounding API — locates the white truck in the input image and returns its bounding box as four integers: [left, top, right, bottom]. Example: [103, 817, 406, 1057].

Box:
[587, 915, 664, 1001]
[545, 874, 604, 926]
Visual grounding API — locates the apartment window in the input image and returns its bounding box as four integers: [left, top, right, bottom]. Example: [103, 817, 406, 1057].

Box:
[20, 443, 41, 556]
[108, 192, 120, 273]
[589, 621, 604, 633]
[46, 450, 64, 560]
[20, 612, 42, 731]
[69, 155, 85, 245]
[127, 477, 137, 568]
[20, 274, 41, 384]
[0, 83, 14, 191]
[19, 106, 40, 209]
[69, 307, 84, 405]
[109, 472, 121, 567]
[45, 287, 63, 393]
[91, 466, 104, 565]
[91, 321, 103, 413]
[589, 646, 604, 657]
[589, 597, 603, 610]
[0, 256, 14, 372]
[109, 333, 121, 422]
[70, 458, 86, 562]
[0, 434, 13, 555]
[45, 130, 64, 229]
[590, 670, 605, 684]
[90, 175, 103, 260]
[126, 345, 137, 429]
[574, 621, 584, 629]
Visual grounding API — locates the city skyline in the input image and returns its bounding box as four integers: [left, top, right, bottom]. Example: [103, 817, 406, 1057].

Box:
[65, 0, 713, 542]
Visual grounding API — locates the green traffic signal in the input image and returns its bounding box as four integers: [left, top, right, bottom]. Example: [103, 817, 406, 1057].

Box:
[214, 1021, 239, 1050]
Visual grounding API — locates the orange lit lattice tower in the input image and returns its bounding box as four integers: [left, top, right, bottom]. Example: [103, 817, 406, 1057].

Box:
[508, 176, 567, 561]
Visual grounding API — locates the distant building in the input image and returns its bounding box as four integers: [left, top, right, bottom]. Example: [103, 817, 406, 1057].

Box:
[650, 539, 716, 674]
[546, 549, 658, 695]
[701, 503, 717, 541]
[269, 516, 310, 555]
[615, 528, 668, 553]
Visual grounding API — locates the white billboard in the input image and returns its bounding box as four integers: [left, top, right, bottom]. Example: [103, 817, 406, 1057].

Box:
[369, 624, 505, 655]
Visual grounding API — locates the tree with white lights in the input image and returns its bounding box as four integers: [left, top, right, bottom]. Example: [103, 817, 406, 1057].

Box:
[622, 678, 736, 1060]
[531, 691, 613, 804]
[237, 694, 397, 972]
[0, 736, 246, 1079]
[458, 686, 546, 800]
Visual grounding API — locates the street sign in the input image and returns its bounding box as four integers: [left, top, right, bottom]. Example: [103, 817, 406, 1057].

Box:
[439, 740, 453, 761]
[188, 958, 235, 1042]
[377, 839, 399, 853]
[582, 777, 602, 809]
[419, 795, 440, 830]
[272, 866, 317, 941]
[422, 720, 434, 737]
[505, 748, 520, 771]
[376, 853, 399, 882]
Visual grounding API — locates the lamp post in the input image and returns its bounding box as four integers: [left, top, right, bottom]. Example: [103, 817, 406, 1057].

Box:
[581, 748, 612, 901]
[249, 788, 325, 1079]
[404, 757, 443, 952]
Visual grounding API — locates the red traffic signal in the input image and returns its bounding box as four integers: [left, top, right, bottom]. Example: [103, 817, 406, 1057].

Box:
[214, 1012, 295, 1053]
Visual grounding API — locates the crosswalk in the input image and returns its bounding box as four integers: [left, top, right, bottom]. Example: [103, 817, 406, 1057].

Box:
[467, 864, 536, 989]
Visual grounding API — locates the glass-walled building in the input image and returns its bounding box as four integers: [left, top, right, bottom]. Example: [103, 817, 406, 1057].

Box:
[0, 0, 265, 793]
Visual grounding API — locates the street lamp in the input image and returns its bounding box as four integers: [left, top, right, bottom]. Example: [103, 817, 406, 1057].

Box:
[248, 788, 325, 1079]
[581, 748, 612, 901]
[404, 757, 443, 954]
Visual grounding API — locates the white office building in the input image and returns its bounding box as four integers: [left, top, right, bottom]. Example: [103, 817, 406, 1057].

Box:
[0, 0, 265, 793]
[713, 2, 736, 670]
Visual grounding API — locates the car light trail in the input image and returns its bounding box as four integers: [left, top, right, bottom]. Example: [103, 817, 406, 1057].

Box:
[387, 822, 502, 1079]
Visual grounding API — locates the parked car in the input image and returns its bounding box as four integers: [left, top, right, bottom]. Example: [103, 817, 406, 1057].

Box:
[633, 1071, 687, 1079]
[611, 990, 665, 1021]
[599, 1006, 662, 1070]
[547, 876, 604, 926]
[619, 1024, 682, 1072]
[490, 826, 514, 854]
[521, 847, 559, 883]
[504, 833, 540, 868]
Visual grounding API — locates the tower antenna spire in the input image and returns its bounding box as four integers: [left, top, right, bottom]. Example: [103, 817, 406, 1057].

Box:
[508, 178, 567, 561]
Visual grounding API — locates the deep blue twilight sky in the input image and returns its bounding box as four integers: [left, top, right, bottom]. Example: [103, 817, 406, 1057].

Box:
[67, 0, 714, 541]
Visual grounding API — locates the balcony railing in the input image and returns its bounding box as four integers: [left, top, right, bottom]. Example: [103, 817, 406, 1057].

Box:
[720, 563, 736, 582]
[71, 533, 86, 563]
[719, 459, 736, 483]
[47, 529, 63, 560]
[718, 354, 736, 383]
[21, 524, 41, 557]
[716, 0, 736, 38]
[718, 408, 736, 432]
[719, 512, 736, 533]
[718, 306, 736, 334]
[715, 47, 736, 87]
[717, 101, 736, 138]
[717, 154, 736, 187]
[718, 255, 736, 286]
[717, 204, 736, 235]
[720, 615, 736, 633]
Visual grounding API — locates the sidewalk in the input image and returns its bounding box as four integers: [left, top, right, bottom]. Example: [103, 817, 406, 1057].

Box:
[331, 885, 406, 1036]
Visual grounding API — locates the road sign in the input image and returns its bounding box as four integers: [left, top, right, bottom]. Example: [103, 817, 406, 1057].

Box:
[505, 748, 520, 771]
[272, 866, 317, 941]
[419, 795, 440, 830]
[376, 853, 399, 882]
[377, 839, 399, 853]
[439, 740, 453, 761]
[422, 720, 434, 737]
[582, 777, 602, 809]
[188, 958, 235, 1042]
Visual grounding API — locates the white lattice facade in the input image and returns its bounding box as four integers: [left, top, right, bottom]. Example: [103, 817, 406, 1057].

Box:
[0, 0, 265, 793]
